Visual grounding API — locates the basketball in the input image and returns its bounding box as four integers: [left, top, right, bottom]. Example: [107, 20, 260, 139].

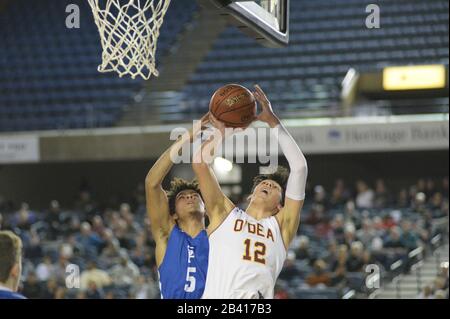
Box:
[209, 84, 257, 128]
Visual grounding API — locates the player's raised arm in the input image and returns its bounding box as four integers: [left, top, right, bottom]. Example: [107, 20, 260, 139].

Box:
[145, 116, 207, 265]
[192, 114, 235, 233]
[253, 85, 308, 249]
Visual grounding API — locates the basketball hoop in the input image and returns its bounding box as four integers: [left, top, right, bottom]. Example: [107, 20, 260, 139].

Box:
[88, 0, 171, 80]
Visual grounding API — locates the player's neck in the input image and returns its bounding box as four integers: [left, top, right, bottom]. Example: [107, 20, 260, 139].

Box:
[0, 279, 15, 292]
[178, 218, 205, 238]
[246, 202, 272, 221]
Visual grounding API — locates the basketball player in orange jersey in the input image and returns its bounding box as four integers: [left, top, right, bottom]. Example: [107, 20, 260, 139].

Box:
[193, 85, 308, 299]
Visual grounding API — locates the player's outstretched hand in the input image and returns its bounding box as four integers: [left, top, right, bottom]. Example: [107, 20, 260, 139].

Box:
[209, 112, 227, 138]
[253, 84, 280, 128]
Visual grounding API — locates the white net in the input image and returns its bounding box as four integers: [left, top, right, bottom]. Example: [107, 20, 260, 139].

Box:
[88, 0, 171, 80]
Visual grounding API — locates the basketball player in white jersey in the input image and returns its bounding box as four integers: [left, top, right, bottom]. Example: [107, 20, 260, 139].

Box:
[193, 85, 308, 299]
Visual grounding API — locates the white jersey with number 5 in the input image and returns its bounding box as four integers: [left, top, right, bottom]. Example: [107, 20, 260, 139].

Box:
[202, 207, 287, 299]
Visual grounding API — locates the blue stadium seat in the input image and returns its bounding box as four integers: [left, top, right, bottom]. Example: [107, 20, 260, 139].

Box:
[0, 0, 198, 132]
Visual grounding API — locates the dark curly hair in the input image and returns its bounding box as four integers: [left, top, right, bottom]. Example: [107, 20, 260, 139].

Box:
[167, 178, 203, 215]
[251, 166, 289, 204]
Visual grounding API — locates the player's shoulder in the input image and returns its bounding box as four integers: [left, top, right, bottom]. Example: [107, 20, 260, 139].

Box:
[231, 206, 246, 218]
[0, 289, 27, 299]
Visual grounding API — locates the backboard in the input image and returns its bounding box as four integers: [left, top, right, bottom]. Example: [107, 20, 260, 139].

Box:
[200, 0, 290, 48]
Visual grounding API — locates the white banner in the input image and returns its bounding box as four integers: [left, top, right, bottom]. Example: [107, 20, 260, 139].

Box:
[0, 136, 40, 163]
[288, 120, 449, 154]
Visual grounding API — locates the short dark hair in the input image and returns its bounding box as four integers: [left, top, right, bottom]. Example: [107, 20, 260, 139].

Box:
[0, 231, 22, 283]
[167, 178, 203, 215]
[252, 166, 289, 204]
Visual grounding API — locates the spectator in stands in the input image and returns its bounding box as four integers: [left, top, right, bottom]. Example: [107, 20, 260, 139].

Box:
[294, 236, 313, 262]
[374, 179, 391, 208]
[413, 192, 427, 213]
[344, 201, 361, 229]
[396, 189, 410, 208]
[274, 282, 290, 299]
[425, 179, 437, 199]
[105, 291, 115, 299]
[12, 203, 37, 232]
[305, 204, 326, 226]
[329, 179, 350, 208]
[381, 214, 396, 230]
[355, 180, 374, 209]
[434, 290, 447, 299]
[437, 263, 449, 290]
[24, 230, 44, 261]
[279, 252, 301, 281]
[60, 238, 77, 260]
[342, 223, 357, 248]
[331, 245, 348, 272]
[53, 255, 71, 283]
[417, 285, 433, 299]
[41, 278, 58, 299]
[372, 216, 385, 237]
[76, 291, 87, 299]
[432, 277, 447, 295]
[132, 183, 146, 215]
[430, 192, 445, 213]
[346, 241, 365, 272]
[45, 200, 62, 240]
[85, 281, 104, 299]
[130, 275, 160, 299]
[114, 218, 136, 250]
[121, 205, 141, 236]
[130, 242, 151, 269]
[331, 214, 345, 243]
[80, 261, 111, 290]
[362, 250, 376, 268]
[54, 287, 66, 299]
[76, 222, 103, 258]
[313, 185, 328, 209]
[330, 260, 348, 288]
[74, 190, 97, 218]
[62, 214, 78, 235]
[119, 203, 132, 220]
[416, 179, 426, 194]
[441, 177, 449, 200]
[306, 260, 331, 287]
[357, 219, 378, 249]
[109, 252, 140, 287]
[91, 215, 106, 237]
[99, 229, 122, 268]
[22, 272, 42, 299]
[400, 220, 419, 251]
[36, 256, 55, 282]
[324, 240, 338, 266]
[384, 227, 404, 250]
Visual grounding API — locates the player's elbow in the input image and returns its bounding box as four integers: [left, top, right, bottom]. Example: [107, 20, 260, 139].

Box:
[145, 173, 160, 189]
[291, 158, 308, 178]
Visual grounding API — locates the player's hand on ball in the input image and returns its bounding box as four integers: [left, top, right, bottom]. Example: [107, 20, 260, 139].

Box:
[253, 85, 280, 128]
[192, 112, 211, 138]
[209, 112, 227, 137]
[200, 112, 211, 129]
